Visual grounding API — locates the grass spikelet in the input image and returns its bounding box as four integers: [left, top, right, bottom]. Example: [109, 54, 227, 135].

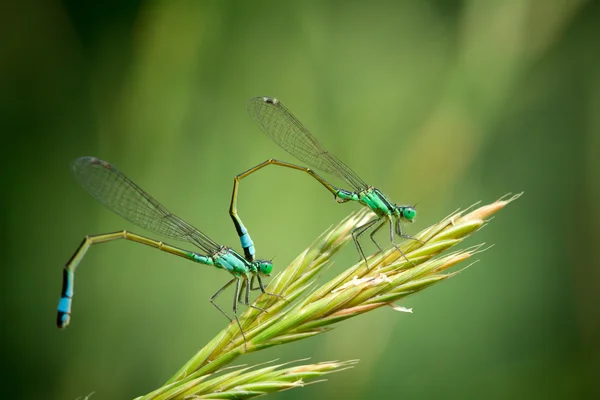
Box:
[144, 359, 358, 400]
[137, 193, 522, 399]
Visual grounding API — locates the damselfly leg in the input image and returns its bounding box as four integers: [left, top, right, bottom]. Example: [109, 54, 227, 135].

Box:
[351, 217, 381, 268]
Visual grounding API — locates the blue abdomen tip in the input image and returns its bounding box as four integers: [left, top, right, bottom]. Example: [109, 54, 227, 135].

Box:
[57, 297, 72, 313]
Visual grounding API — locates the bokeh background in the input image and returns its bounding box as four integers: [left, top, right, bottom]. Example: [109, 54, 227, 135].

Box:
[2, 1, 599, 399]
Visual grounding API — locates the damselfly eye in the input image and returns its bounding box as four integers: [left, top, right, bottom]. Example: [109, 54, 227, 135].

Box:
[403, 207, 417, 221]
[260, 262, 273, 275]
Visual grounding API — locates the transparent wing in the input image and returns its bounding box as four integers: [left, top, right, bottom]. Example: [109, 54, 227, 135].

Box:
[71, 157, 220, 254]
[248, 97, 369, 192]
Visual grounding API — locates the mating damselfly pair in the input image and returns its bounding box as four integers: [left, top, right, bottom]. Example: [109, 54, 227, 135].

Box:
[57, 96, 418, 342]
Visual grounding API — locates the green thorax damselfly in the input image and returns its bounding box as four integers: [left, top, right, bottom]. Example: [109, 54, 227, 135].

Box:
[58, 157, 279, 342]
[230, 97, 417, 266]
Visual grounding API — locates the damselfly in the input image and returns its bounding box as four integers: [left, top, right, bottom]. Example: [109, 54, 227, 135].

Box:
[230, 97, 418, 266]
[58, 157, 279, 341]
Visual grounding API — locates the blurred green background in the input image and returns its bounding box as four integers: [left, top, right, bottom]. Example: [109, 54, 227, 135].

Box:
[2, 0, 599, 398]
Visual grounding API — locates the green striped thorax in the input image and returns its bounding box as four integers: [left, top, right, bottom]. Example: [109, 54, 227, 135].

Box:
[210, 248, 272, 277]
[338, 187, 417, 233]
[210, 246, 273, 276]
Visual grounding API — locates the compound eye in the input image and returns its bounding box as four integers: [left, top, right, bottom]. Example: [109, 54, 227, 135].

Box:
[403, 207, 417, 221]
[261, 262, 273, 275]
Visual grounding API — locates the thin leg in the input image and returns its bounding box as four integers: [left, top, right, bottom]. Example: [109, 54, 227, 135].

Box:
[399, 233, 424, 244]
[247, 274, 287, 306]
[351, 217, 381, 268]
[398, 231, 423, 244]
[237, 278, 247, 303]
[209, 278, 237, 323]
[369, 218, 388, 252]
[239, 276, 267, 313]
[256, 274, 268, 293]
[250, 275, 266, 292]
[57, 230, 204, 329]
[231, 278, 247, 343]
[388, 216, 414, 265]
[230, 159, 342, 262]
[352, 218, 380, 262]
[396, 219, 424, 244]
[255, 274, 287, 302]
[211, 278, 250, 346]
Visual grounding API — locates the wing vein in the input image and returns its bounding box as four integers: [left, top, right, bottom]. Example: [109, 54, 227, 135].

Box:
[71, 157, 220, 254]
[248, 97, 368, 192]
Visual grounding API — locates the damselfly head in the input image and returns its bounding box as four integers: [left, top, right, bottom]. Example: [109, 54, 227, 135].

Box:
[255, 259, 273, 276]
[398, 205, 417, 222]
